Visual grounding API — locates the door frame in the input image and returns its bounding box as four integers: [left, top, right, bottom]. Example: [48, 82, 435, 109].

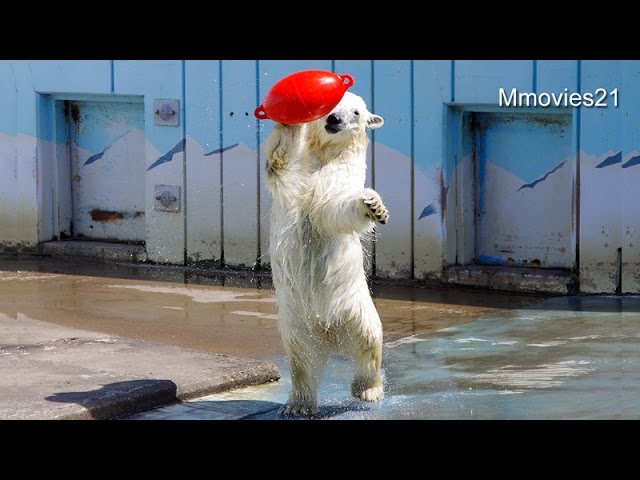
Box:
[443, 104, 580, 273]
[36, 93, 143, 243]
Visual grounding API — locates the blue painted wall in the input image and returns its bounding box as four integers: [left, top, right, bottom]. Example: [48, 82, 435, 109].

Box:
[0, 60, 636, 293]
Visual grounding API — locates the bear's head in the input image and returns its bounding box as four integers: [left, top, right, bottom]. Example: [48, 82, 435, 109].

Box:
[307, 91, 384, 148]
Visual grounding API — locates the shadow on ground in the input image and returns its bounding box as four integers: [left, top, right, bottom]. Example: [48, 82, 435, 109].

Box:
[246, 401, 373, 420]
[46, 379, 178, 420]
[131, 397, 373, 420]
[131, 398, 281, 420]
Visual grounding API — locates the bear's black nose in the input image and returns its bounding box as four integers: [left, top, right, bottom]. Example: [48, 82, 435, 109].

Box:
[327, 114, 341, 125]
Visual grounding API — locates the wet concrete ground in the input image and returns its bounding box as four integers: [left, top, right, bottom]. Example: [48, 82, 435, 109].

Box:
[131, 296, 640, 419]
[0, 312, 279, 419]
[0, 255, 540, 361]
[6, 255, 638, 419]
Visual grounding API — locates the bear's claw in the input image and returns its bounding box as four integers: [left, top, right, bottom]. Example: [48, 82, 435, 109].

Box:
[363, 194, 390, 224]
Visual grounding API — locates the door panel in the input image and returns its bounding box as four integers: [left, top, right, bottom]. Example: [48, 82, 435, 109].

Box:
[69, 100, 145, 242]
[474, 112, 573, 269]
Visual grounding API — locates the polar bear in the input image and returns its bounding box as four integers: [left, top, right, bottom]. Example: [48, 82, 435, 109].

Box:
[264, 91, 388, 416]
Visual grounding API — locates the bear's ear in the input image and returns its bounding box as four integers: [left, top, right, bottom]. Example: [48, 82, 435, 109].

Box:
[367, 114, 384, 130]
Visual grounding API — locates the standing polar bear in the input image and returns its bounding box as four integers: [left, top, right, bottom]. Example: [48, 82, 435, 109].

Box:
[264, 91, 388, 416]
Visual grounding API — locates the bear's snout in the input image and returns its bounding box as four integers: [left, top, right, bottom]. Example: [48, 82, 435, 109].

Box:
[325, 113, 344, 134]
[327, 113, 341, 125]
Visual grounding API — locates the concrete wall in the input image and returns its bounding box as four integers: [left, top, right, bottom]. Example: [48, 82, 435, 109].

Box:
[0, 60, 637, 293]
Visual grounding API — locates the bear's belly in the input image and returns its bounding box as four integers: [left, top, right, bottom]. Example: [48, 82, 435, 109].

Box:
[270, 216, 368, 325]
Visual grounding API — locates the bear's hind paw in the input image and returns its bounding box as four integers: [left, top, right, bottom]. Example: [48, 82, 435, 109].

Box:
[278, 401, 318, 417]
[357, 385, 384, 402]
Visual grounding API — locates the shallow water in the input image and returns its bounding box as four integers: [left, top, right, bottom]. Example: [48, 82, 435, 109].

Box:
[133, 296, 640, 419]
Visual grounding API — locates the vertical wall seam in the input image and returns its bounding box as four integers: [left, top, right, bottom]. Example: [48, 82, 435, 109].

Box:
[331, 60, 335, 73]
[55, 100, 65, 238]
[371, 60, 376, 190]
[616, 247, 622, 295]
[450, 60, 455, 103]
[370, 60, 376, 276]
[218, 60, 225, 267]
[410, 60, 415, 279]
[575, 59, 582, 281]
[110, 60, 115, 93]
[182, 60, 188, 266]
[532, 59, 537, 93]
[255, 60, 262, 269]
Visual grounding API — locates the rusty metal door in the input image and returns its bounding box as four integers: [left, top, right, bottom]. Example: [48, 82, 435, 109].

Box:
[474, 112, 573, 269]
[68, 100, 145, 242]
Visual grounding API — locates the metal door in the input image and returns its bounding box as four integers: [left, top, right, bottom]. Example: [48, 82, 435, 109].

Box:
[68, 100, 145, 242]
[474, 112, 573, 268]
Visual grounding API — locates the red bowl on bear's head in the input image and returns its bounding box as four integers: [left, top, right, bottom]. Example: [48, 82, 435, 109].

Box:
[254, 70, 354, 124]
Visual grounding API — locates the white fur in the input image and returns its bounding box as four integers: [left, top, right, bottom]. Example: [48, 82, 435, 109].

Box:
[264, 92, 388, 416]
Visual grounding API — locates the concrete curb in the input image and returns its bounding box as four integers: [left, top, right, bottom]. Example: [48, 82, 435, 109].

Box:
[0, 313, 280, 420]
[174, 362, 281, 403]
[57, 363, 281, 420]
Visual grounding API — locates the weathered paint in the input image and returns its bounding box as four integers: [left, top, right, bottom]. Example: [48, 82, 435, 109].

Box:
[113, 60, 185, 264]
[68, 100, 145, 242]
[446, 109, 476, 265]
[579, 61, 622, 293]
[474, 112, 573, 269]
[0, 62, 39, 251]
[0, 60, 636, 293]
[619, 61, 640, 294]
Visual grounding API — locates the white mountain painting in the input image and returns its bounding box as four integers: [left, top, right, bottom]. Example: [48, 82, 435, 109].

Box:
[476, 158, 573, 268]
[579, 150, 623, 293]
[71, 128, 147, 241]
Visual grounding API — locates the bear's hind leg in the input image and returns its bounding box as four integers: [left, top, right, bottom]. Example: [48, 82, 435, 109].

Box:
[279, 340, 326, 417]
[351, 332, 384, 402]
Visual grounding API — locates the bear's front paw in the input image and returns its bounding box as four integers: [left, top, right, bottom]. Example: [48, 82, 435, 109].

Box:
[362, 190, 390, 224]
[265, 123, 302, 175]
[278, 401, 318, 417]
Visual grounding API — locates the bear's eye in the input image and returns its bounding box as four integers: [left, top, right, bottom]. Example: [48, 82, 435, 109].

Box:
[354, 110, 359, 116]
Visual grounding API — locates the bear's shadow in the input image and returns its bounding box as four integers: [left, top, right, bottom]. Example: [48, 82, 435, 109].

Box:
[247, 400, 373, 420]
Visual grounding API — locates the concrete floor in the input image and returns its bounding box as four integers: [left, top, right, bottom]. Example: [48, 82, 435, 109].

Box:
[5, 255, 638, 419]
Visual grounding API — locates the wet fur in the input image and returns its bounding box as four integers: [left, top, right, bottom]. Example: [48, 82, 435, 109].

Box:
[264, 92, 387, 416]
